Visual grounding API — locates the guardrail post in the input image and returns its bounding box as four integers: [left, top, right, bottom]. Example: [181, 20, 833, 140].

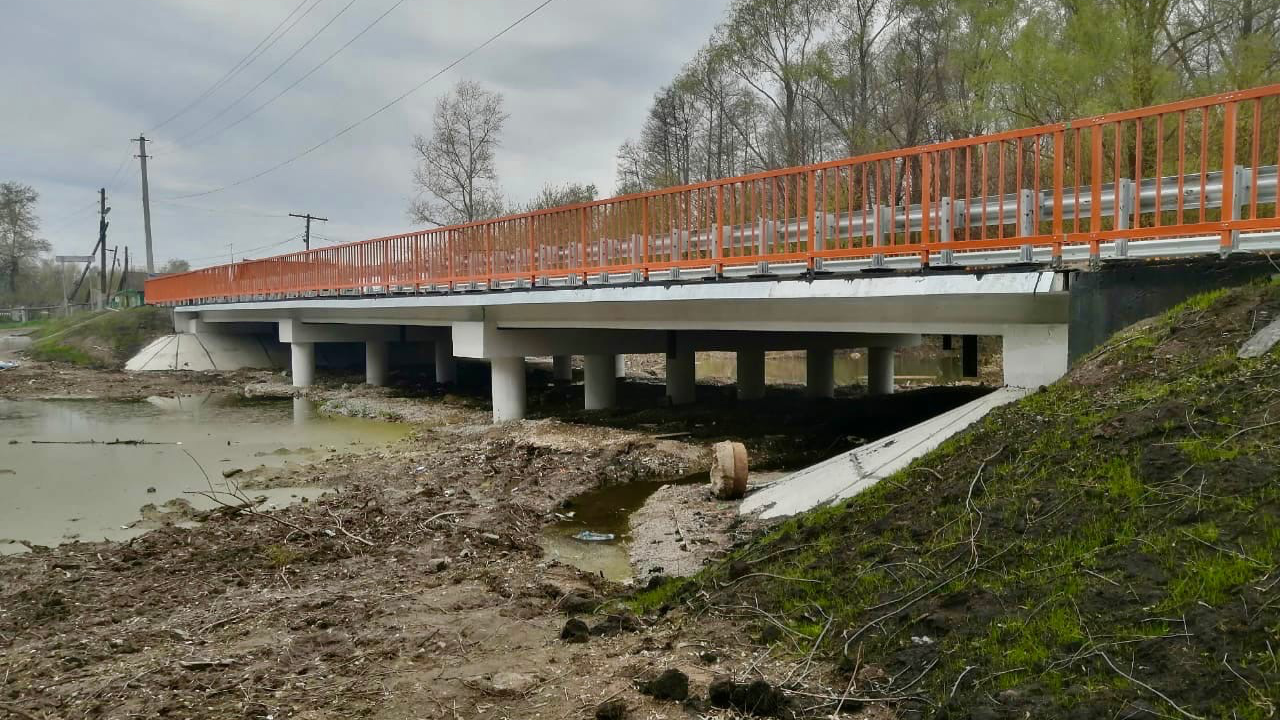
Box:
[1225, 164, 1246, 256]
[807, 170, 818, 271]
[714, 185, 724, 276]
[1052, 129, 1065, 265]
[1220, 101, 1238, 256]
[870, 205, 889, 269]
[1114, 178, 1133, 258]
[1018, 188, 1037, 262]
[937, 196, 954, 266]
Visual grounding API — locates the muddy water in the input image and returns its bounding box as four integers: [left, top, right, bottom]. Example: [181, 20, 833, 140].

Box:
[539, 474, 703, 582]
[0, 395, 409, 553]
[696, 351, 963, 386]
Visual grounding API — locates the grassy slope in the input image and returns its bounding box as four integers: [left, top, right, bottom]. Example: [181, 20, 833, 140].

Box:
[25, 306, 172, 368]
[636, 281, 1280, 719]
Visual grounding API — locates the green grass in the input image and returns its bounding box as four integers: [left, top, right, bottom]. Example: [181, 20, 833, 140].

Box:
[25, 306, 171, 368]
[629, 280, 1280, 718]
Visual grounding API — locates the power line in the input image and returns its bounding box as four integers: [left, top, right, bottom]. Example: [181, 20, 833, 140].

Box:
[185, 233, 303, 263]
[148, 0, 316, 133]
[186, 0, 408, 148]
[174, 0, 361, 145]
[168, 0, 558, 201]
[151, 199, 291, 218]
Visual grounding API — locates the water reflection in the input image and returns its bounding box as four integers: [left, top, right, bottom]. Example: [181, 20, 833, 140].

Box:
[0, 397, 407, 553]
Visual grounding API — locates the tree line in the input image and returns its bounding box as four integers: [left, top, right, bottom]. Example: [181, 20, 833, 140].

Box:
[613, 0, 1279, 194]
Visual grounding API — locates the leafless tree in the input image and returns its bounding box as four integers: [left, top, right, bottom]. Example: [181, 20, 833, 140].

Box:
[0, 182, 48, 295]
[409, 80, 508, 226]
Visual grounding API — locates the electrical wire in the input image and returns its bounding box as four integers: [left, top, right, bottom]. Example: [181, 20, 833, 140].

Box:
[148, 0, 316, 133]
[151, 199, 290, 218]
[174, 0, 361, 145]
[185, 233, 303, 263]
[168, 0, 558, 201]
[185, 0, 408, 148]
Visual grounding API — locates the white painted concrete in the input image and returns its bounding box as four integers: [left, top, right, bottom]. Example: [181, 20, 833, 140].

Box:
[616, 354, 627, 378]
[434, 334, 457, 384]
[806, 348, 835, 399]
[737, 349, 765, 400]
[553, 354, 573, 381]
[741, 388, 1030, 519]
[666, 348, 696, 405]
[365, 340, 389, 386]
[126, 333, 285, 372]
[490, 357, 526, 422]
[291, 342, 315, 388]
[584, 354, 617, 410]
[1002, 324, 1070, 388]
[868, 346, 895, 395]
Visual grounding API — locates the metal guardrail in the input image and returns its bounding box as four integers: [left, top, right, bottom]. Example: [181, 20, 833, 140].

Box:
[147, 84, 1280, 305]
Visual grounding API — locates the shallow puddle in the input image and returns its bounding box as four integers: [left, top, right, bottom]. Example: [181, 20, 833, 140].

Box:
[0, 395, 409, 553]
[539, 474, 703, 582]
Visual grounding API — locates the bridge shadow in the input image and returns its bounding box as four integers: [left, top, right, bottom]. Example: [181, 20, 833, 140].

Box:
[527, 373, 990, 471]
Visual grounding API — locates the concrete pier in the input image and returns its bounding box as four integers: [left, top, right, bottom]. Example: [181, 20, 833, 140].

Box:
[736, 349, 765, 400]
[435, 335, 457, 384]
[867, 346, 894, 395]
[584, 354, 617, 410]
[365, 340, 388, 387]
[666, 347, 696, 405]
[291, 342, 315, 388]
[490, 357, 526, 422]
[552, 355, 573, 381]
[806, 348, 834, 399]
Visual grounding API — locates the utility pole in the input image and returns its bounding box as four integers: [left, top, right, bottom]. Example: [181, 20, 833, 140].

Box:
[98, 189, 110, 310]
[289, 212, 327, 251]
[118, 247, 129, 293]
[133, 135, 155, 275]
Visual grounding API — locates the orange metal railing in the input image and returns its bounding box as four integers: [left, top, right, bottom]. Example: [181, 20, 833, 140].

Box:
[147, 84, 1280, 305]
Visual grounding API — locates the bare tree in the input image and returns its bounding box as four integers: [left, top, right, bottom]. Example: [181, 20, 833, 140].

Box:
[524, 182, 597, 211]
[0, 182, 48, 295]
[409, 80, 508, 226]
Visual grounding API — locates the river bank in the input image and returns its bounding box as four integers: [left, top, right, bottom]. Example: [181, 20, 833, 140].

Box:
[1, 355, 931, 718]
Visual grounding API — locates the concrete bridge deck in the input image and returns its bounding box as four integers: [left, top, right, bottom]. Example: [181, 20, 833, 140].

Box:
[148, 85, 1280, 421]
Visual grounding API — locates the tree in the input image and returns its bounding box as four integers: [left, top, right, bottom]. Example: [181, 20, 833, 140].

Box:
[0, 182, 48, 294]
[159, 259, 191, 274]
[524, 183, 597, 212]
[409, 80, 509, 227]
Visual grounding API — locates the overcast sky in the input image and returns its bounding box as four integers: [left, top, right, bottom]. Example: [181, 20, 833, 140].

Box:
[1, 0, 728, 269]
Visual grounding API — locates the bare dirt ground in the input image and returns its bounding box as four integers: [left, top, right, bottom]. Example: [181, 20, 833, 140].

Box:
[0, 363, 902, 719]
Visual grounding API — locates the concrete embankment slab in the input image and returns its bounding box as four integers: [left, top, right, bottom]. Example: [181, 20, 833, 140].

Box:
[126, 333, 285, 371]
[740, 387, 1030, 520]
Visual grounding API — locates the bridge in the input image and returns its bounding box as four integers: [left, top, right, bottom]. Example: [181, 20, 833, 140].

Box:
[147, 85, 1280, 422]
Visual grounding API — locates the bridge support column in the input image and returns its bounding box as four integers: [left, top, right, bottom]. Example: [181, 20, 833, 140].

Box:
[616, 354, 627, 379]
[365, 340, 389, 387]
[666, 347, 696, 405]
[435, 335, 457, 384]
[552, 355, 573, 382]
[584, 354, 617, 410]
[290, 342, 315, 388]
[736, 349, 765, 400]
[868, 346, 895, 395]
[490, 357, 526, 423]
[806, 348, 835, 399]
